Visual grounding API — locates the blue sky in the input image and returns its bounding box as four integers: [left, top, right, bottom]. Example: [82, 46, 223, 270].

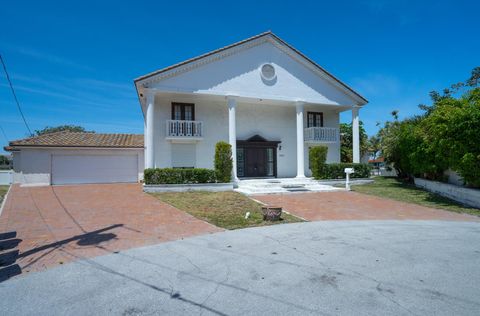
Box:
[1, 0, 479, 153]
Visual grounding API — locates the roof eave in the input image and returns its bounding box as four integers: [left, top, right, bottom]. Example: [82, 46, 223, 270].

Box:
[6, 145, 144, 150]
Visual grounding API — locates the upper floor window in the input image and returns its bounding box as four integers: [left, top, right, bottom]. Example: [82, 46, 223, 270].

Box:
[307, 112, 323, 127]
[172, 102, 195, 121]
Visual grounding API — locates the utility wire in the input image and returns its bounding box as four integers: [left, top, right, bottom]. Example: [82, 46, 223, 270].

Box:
[0, 54, 33, 136]
[0, 125, 8, 143]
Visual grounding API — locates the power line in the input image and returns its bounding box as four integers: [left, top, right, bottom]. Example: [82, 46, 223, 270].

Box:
[0, 53, 33, 136]
[0, 125, 8, 143]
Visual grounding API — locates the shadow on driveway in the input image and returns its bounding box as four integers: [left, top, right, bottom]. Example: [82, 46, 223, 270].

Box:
[0, 225, 121, 283]
[0, 183, 221, 280]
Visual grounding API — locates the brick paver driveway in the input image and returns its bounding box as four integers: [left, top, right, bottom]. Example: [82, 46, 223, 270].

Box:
[0, 184, 221, 281]
[254, 191, 479, 221]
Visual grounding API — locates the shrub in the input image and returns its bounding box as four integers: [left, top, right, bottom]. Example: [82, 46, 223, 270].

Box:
[144, 168, 216, 184]
[376, 68, 480, 187]
[314, 163, 371, 179]
[214, 141, 233, 183]
[309, 146, 328, 179]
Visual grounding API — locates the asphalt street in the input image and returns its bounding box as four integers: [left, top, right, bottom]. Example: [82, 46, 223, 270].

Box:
[1, 220, 480, 315]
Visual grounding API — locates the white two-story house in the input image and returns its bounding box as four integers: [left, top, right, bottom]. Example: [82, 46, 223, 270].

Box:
[5, 32, 367, 186]
[135, 31, 367, 180]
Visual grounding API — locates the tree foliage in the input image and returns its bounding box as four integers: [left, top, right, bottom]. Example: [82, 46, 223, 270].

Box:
[377, 67, 480, 187]
[35, 125, 93, 135]
[340, 121, 368, 162]
[367, 135, 381, 159]
[0, 155, 11, 167]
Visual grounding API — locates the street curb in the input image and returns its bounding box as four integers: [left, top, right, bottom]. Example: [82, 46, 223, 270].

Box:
[0, 185, 12, 217]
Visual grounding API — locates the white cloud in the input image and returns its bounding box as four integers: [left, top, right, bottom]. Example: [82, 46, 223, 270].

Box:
[360, 0, 419, 25]
[350, 73, 402, 97]
[15, 47, 93, 71]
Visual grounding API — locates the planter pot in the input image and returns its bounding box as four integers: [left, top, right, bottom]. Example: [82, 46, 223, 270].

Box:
[261, 206, 282, 221]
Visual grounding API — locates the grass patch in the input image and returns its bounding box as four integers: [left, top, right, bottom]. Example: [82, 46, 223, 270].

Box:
[352, 177, 479, 216]
[152, 191, 303, 230]
[0, 185, 9, 205]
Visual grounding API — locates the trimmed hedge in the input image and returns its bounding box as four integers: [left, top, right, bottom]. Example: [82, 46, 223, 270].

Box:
[309, 146, 328, 179]
[314, 163, 371, 179]
[144, 168, 217, 184]
[214, 141, 233, 183]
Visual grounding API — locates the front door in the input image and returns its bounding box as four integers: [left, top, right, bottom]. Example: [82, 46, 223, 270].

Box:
[245, 148, 267, 177]
[238, 146, 276, 178]
[237, 135, 279, 178]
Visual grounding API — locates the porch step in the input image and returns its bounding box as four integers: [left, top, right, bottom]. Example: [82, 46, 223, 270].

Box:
[234, 177, 343, 195]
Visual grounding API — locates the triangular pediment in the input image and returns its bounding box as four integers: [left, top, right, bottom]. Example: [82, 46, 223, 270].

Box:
[136, 32, 367, 106]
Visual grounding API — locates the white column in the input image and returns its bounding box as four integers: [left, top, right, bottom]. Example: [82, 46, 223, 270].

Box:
[352, 106, 360, 163]
[145, 91, 155, 169]
[227, 96, 238, 181]
[296, 101, 305, 178]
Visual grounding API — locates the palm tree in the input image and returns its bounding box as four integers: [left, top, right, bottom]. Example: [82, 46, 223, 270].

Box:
[391, 110, 399, 120]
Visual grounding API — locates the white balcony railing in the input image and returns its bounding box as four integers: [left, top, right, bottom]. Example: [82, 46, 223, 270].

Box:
[304, 127, 339, 143]
[166, 120, 203, 138]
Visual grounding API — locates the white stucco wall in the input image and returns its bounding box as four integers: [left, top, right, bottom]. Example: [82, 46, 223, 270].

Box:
[444, 169, 464, 186]
[152, 95, 340, 178]
[414, 178, 480, 209]
[150, 40, 358, 107]
[12, 148, 144, 185]
[0, 171, 12, 185]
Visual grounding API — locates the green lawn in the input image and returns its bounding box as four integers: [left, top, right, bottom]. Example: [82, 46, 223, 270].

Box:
[352, 177, 480, 216]
[0, 185, 9, 205]
[152, 191, 303, 230]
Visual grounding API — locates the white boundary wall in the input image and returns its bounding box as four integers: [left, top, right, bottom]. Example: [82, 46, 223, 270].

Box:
[0, 170, 12, 185]
[414, 178, 480, 209]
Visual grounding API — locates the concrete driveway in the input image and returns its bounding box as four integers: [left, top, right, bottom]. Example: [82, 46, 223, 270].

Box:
[1, 220, 480, 315]
[254, 191, 479, 221]
[0, 184, 222, 280]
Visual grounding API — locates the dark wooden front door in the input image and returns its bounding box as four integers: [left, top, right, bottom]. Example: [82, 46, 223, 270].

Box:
[237, 135, 279, 178]
[245, 148, 267, 177]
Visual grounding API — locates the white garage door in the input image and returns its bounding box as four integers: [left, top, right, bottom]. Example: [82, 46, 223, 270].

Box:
[52, 154, 138, 185]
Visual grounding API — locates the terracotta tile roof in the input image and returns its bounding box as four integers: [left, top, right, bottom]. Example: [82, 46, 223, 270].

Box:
[368, 157, 385, 163]
[5, 132, 144, 151]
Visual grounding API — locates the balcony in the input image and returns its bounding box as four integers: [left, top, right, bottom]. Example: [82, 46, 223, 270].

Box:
[166, 120, 203, 142]
[304, 127, 339, 143]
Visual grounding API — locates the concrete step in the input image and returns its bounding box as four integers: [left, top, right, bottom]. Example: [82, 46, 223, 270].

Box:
[235, 178, 344, 195]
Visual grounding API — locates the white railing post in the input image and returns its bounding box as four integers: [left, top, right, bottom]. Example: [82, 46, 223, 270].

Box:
[167, 120, 203, 138]
[303, 127, 340, 143]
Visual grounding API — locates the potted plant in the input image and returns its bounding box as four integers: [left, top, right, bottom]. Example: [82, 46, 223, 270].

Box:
[261, 205, 283, 221]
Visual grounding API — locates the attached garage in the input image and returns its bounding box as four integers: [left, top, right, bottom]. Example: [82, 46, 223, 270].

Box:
[5, 132, 144, 185]
[51, 154, 139, 185]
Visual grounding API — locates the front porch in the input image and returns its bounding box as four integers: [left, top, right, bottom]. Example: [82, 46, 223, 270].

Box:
[142, 90, 362, 179]
[235, 177, 343, 195]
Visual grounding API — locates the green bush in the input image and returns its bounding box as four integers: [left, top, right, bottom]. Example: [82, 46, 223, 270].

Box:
[309, 146, 328, 179]
[214, 141, 233, 183]
[376, 68, 480, 187]
[315, 163, 371, 179]
[144, 168, 217, 184]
